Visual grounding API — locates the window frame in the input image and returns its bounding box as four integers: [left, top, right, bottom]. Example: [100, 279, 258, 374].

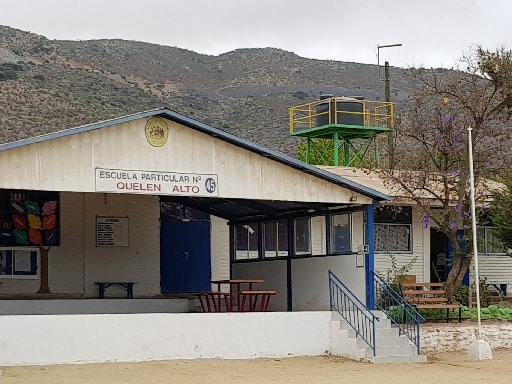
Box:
[329, 212, 352, 254]
[293, 217, 311, 256]
[477, 226, 506, 255]
[263, 220, 288, 259]
[374, 223, 412, 253]
[374, 205, 413, 254]
[234, 222, 260, 260]
[0, 247, 39, 279]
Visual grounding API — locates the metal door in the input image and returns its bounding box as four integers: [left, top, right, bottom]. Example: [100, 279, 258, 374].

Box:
[160, 217, 211, 293]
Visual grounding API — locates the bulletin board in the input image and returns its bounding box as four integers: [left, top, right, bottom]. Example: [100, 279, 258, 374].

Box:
[96, 217, 129, 247]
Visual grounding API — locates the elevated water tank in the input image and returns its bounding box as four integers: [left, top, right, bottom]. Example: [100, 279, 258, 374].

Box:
[316, 96, 364, 127]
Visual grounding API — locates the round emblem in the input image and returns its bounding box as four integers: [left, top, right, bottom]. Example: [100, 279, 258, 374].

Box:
[145, 117, 169, 147]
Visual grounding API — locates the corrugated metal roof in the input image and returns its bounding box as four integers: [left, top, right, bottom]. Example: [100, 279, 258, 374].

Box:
[317, 166, 505, 202]
[0, 107, 390, 201]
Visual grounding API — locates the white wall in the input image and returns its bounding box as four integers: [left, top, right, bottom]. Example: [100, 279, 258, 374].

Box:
[311, 216, 326, 255]
[83, 193, 161, 297]
[0, 118, 372, 205]
[210, 215, 230, 283]
[470, 255, 512, 294]
[0, 192, 162, 297]
[0, 312, 333, 366]
[232, 259, 288, 310]
[292, 255, 366, 311]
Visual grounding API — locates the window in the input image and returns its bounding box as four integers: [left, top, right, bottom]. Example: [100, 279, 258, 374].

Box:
[0, 248, 38, 277]
[235, 223, 259, 260]
[294, 218, 311, 255]
[477, 227, 505, 254]
[330, 213, 351, 253]
[374, 206, 412, 253]
[263, 220, 288, 258]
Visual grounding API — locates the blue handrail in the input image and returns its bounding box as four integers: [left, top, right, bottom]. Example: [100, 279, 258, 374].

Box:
[328, 270, 379, 356]
[370, 269, 424, 354]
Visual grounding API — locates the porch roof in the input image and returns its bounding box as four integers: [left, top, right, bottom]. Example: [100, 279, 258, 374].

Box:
[161, 195, 364, 224]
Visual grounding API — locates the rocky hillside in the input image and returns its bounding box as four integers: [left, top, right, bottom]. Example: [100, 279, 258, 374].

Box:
[0, 25, 418, 156]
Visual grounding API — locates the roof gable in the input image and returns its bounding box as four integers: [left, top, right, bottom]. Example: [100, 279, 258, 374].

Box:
[0, 108, 390, 201]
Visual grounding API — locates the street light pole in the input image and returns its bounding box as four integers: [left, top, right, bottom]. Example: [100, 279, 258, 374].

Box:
[377, 43, 402, 79]
[467, 125, 493, 361]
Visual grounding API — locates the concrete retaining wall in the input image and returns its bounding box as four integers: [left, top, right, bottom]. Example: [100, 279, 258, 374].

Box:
[0, 311, 332, 366]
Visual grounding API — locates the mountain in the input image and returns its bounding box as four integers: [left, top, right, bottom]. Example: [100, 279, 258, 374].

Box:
[0, 25, 418, 156]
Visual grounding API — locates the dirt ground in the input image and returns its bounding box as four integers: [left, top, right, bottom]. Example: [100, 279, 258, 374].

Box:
[1, 349, 512, 384]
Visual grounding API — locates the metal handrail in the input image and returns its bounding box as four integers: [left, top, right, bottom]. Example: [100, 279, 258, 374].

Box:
[289, 97, 395, 133]
[370, 269, 424, 354]
[328, 270, 379, 356]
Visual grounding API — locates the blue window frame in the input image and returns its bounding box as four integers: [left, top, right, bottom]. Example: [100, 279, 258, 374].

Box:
[330, 213, 351, 253]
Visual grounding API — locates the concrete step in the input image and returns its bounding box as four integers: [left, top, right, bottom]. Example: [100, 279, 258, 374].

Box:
[366, 354, 427, 364]
[338, 317, 391, 332]
[357, 335, 411, 348]
[330, 314, 424, 364]
[366, 344, 417, 357]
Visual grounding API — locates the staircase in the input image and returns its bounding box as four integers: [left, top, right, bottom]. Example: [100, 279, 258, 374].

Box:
[328, 270, 426, 363]
[329, 310, 426, 363]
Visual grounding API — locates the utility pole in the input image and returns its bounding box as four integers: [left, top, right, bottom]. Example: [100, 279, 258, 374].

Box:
[377, 43, 402, 168]
[385, 61, 393, 167]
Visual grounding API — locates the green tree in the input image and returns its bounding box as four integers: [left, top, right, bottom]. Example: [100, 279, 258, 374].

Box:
[297, 139, 335, 165]
[489, 185, 512, 251]
[376, 46, 512, 298]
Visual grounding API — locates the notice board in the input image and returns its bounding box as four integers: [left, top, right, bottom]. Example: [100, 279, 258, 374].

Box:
[96, 217, 129, 247]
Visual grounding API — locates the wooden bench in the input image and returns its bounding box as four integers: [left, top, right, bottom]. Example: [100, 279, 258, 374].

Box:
[239, 290, 277, 312]
[95, 282, 137, 299]
[400, 282, 461, 323]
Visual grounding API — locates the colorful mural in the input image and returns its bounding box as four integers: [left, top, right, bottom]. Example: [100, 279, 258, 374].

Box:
[0, 190, 59, 246]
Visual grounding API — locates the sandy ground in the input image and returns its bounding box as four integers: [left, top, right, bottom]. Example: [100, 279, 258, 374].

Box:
[1, 349, 512, 384]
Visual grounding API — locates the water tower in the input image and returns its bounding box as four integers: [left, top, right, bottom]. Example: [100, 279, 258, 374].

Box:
[289, 95, 394, 166]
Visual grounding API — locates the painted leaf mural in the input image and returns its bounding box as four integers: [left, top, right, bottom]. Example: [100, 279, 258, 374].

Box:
[0, 190, 59, 246]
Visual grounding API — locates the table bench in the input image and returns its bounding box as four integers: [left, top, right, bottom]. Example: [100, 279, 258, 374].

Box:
[95, 282, 136, 299]
[195, 292, 233, 312]
[195, 290, 277, 312]
[210, 279, 265, 312]
[239, 290, 277, 312]
[400, 282, 461, 322]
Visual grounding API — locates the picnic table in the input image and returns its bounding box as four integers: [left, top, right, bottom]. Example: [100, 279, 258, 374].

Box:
[195, 279, 276, 312]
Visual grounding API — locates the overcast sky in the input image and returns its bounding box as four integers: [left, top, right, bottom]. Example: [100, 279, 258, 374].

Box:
[0, 0, 510, 69]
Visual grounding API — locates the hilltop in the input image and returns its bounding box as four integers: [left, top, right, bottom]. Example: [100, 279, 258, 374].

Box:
[0, 25, 420, 155]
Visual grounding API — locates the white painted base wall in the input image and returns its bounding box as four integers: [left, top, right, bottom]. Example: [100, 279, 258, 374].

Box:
[0, 311, 332, 366]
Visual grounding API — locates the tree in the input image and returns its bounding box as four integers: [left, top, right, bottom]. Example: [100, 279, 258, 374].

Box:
[297, 139, 335, 165]
[37, 246, 51, 294]
[489, 185, 512, 251]
[377, 46, 512, 298]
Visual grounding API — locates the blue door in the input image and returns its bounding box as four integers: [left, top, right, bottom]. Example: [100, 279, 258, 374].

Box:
[160, 217, 211, 293]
